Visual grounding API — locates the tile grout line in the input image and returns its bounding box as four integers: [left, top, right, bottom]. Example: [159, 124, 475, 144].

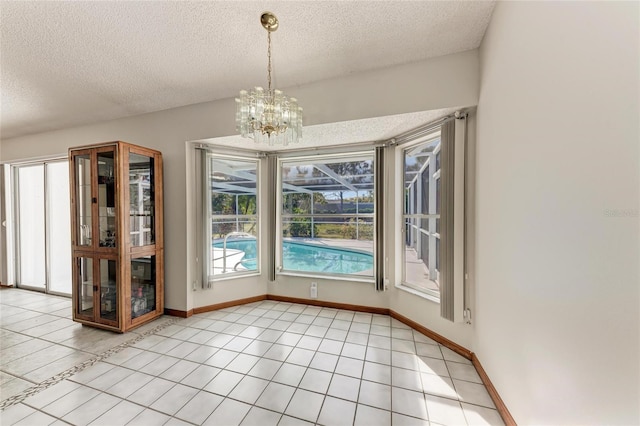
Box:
[199, 304, 331, 425]
[0, 299, 74, 325]
[0, 317, 180, 411]
[0, 337, 98, 380]
[3, 298, 501, 425]
[198, 303, 492, 422]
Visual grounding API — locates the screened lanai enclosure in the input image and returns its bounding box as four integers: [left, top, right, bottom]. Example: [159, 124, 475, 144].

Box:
[281, 155, 374, 243]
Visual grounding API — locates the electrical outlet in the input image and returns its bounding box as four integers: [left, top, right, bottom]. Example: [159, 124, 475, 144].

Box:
[464, 308, 472, 324]
[310, 282, 318, 299]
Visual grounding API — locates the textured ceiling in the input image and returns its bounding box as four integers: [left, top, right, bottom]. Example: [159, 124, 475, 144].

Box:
[197, 107, 460, 152]
[0, 1, 495, 140]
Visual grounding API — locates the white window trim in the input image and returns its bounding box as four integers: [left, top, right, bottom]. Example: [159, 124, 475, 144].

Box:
[275, 151, 377, 282]
[205, 152, 261, 283]
[396, 114, 465, 321]
[400, 132, 442, 300]
[395, 282, 441, 304]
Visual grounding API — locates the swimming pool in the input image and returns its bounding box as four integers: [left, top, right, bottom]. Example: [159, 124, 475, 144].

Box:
[213, 239, 373, 275]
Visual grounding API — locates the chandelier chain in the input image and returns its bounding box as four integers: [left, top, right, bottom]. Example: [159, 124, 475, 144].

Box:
[267, 31, 272, 93]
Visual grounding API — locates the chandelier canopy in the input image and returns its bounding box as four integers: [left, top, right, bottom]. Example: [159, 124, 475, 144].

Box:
[236, 12, 303, 146]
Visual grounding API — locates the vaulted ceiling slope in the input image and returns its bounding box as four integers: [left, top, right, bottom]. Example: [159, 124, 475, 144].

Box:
[0, 1, 495, 140]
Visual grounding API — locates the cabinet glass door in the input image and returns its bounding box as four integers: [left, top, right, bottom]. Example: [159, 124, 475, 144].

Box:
[131, 255, 156, 319]
[129, 153, 154, 247]
[75, 155, 92, 247]
[77, 257, 94, 317]
[99, 258, 117, 323]
[98, 151, 117, 248]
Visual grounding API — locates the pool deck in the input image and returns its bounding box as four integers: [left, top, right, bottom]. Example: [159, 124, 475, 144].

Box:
[403, 247, 440, 293]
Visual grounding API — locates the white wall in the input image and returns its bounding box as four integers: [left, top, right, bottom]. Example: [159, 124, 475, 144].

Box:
[1, 49, 479, 320]
[476, 2, 639, 424]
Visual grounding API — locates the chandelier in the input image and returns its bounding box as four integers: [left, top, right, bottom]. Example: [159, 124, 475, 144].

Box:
[236, 12, 303, 146]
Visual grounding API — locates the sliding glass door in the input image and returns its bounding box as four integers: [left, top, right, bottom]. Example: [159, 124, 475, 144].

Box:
[47, 161, 72, 294]
[15, 160, 72, 295]
[17, 165, 46, 289]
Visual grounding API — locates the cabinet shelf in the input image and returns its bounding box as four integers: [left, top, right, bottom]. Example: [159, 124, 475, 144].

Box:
[70, 141, 164, 333]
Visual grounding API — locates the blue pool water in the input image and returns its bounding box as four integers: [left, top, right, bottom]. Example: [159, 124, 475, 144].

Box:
[213, 240, 373, 274]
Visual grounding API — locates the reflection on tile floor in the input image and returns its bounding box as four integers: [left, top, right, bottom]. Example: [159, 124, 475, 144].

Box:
[1, 288, 504, 425]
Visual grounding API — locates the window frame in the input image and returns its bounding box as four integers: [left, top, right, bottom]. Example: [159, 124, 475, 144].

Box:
[204, 152, 261, 283]
[400, 131, 442, 301]
[275, 151, 377, 283]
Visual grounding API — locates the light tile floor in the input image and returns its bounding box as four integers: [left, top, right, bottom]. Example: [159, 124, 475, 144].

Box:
[1, 288, 504, 425]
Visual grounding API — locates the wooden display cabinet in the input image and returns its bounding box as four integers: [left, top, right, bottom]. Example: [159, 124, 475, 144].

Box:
[69, 141, 163, 332]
